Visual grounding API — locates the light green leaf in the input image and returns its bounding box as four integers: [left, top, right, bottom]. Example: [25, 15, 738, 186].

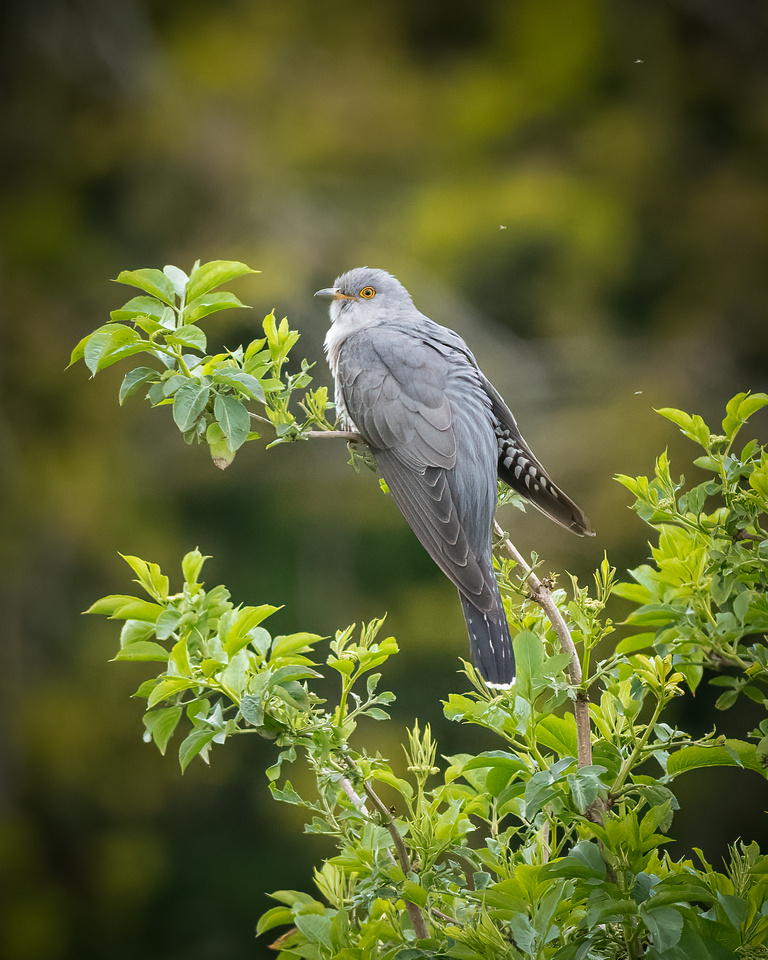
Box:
[213, 370, 266, 403]
[667, 739, 767, 778]
[163, 264, 188, 298]
[119, 619, 156, 647]
[369, 768, 414, 800]
[167, 325, 207, 352]
[110, 295, 170, 324]
[84, 325, 146, 375]
[656, 407, 711, 447]
[181, 549, 208, 587]
[513, 630, 544, 701]
[179, 727, 215, 772]
[256, 906, 295, 937]
[401, 880, 427, 909]
[112, 641, 169, 662]
[114, 268, 177, 306]
[147, 677, 197, 708]
[722, 392, 768, 442]
[206, 421, 236, 470]
[214, 393, 250, 451]
[186, 260, 258, 301]
[536, 714, 578, 758]
[142, 705, 182, 754]
[270, 632, 322, 660]
[173, 381, 210, 432]
[183, 291, 249, 323]
[293, 913, 333, 948]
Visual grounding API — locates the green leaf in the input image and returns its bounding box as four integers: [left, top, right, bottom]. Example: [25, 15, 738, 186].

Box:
[512, 630, 544, 701]
[186, 260, 258, 301]
[213, 370, 266, 403]
[84, 325, 146, 375]
[173, 381, 210, 432]
[656, 407, 711, 447]
[256, 906, 295, 936]
[119, 366, 160, 404]
[110, 295, 170, 324]
[369, 768, 415, 800]
[155, 609, 181, 640]
[114, 268, 177, 306]
[182, 549, 208, 587]
[163, 264, 188, 298]
[142, 705, 182, 754]
[401, 880, 427, 908]
[178, 727, 216, 772]
[206, 421, 236, 470]
[240, 695, 264, 726]
[667, 739, 767, 778]
[224, 604, 279, 656]
[167, 325, 207, 352]
[147, 677, 197, 708]
[183, 291, 249, 323]
[270, 632, 322, 659]
[615, 631, 655, 655]
[639, 905, 684, 952]
[293, 913, 333, 948]
[722, 392, 768, 442]
[214, 393, 251, 451]
[112, 641, 169, 662]
[119, 619, 155, 646]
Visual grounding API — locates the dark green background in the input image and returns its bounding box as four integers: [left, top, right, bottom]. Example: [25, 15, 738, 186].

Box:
[2, 1, 767, 957]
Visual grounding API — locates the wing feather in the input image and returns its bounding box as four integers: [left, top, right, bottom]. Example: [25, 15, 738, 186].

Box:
[337, 327, 498, 610]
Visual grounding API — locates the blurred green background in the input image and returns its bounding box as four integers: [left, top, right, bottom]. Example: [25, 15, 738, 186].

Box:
[2, 0, 768, 957]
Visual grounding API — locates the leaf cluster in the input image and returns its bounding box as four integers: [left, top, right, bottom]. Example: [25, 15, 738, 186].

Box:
[70, 261, 335, 467]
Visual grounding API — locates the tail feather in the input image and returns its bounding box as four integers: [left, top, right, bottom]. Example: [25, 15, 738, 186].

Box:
[497, 438, 594, 536]
[459, 592, 515, 688]
[481, 375, 594, 537]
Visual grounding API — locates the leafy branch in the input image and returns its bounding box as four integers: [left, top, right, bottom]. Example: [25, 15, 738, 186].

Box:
[76, 261, 768, 958]
[70, 260, 336, 468]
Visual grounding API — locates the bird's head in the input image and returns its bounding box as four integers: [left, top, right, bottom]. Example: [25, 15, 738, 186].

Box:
[315, 267, 414, 326]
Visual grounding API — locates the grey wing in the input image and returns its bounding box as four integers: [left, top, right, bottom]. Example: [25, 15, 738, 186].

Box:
[337, 328, 500, 612]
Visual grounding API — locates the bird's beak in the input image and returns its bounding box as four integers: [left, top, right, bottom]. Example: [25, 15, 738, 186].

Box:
[314, 287, 354, 300]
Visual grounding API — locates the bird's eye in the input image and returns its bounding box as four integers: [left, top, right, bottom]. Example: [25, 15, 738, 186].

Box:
[359, 286, 376, 299]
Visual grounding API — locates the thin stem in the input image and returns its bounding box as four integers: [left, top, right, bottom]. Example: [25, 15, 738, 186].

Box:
[339, 775, 367, 812]
[493, 520, 593, 772]
[611, 696, 665, 796]
[361, 781, 429, 940]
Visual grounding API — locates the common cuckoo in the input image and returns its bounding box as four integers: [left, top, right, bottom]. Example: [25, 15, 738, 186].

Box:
[316, 267, 593, 687]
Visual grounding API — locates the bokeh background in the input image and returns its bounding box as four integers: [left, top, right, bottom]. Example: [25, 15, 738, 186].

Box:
[2, 1, 768, 957]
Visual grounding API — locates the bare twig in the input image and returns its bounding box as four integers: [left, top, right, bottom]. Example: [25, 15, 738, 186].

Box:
[304, 429, 362, 441]
[339, 775, 367, 811]
[493, 520, 592, 769]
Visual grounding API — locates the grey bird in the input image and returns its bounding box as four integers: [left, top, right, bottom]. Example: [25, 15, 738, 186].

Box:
[316, 267, 594, 687]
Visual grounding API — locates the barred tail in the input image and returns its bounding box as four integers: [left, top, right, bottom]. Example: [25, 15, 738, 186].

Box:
[458, 592, 515, 688]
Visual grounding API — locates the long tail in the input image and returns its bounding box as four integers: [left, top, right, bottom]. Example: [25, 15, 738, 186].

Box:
[458, 592, 515, 688]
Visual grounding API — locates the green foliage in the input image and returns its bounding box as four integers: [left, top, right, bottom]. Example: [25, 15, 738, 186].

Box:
[78, 268, 768, 957]
[615, 393, 768, 725]
[70, 260, 336, 467]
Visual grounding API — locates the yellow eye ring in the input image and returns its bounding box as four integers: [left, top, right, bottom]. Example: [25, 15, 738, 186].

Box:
[359, 286, 376, 299]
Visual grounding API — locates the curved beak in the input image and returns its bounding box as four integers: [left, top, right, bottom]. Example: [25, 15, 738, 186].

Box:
[314, 287, 355, 300]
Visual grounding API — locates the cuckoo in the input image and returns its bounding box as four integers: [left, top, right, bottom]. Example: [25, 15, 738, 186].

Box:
[316, 267, 593, 687]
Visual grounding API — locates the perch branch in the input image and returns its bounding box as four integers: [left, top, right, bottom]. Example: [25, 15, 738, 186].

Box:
[493, 520, 592, 769]
[361, 781, 429, 940]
